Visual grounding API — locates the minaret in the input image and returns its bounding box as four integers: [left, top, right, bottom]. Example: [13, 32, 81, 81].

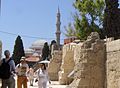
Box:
[56, 7, 61, 47]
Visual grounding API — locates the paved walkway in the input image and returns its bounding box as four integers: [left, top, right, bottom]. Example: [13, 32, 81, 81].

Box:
[0, 78, 67, 88]
[28, 81, 67, 88]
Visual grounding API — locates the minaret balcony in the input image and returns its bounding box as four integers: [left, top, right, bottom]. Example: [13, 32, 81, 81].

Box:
[56, 31, 61, 34]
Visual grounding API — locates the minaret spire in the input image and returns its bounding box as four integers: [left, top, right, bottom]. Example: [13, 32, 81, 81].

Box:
[56, 6, 61, 47]
[58, 6, 60, 14]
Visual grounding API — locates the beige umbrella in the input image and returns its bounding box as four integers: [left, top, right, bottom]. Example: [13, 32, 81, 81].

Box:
[38, 60, 50, 64]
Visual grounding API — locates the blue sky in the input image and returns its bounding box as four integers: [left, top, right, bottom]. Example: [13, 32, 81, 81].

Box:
[0, 0, 75, 56]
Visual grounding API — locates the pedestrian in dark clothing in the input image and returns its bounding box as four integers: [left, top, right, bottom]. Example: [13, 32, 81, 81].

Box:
[0, 50, 16, 88]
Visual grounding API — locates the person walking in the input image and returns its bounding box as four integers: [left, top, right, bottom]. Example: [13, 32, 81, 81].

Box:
[15, 57, 29, 88]
[27, 67, 34, 86]
[0, 50, 16, 88]
[37, 63, 50, 88]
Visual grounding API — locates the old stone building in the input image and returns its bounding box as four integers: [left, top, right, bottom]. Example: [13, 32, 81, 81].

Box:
[48, 50, 62, 81]
[24, 39, 47, 66]
[66, 32, 106, 88]
[59, 43, 75, 85]
[25, 39, 47, 56]
[106, 39, 120, 88]
[54, 32, 120, 88]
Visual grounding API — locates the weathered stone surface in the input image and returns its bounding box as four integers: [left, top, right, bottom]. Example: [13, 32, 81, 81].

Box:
[67, 32, 106, 88]
[106, 39, 120, 52]
[48, 32, 120, 88]
[59, 43, 76, 85]
[48, 50, 62, 81]
[106, 39, 120, 88]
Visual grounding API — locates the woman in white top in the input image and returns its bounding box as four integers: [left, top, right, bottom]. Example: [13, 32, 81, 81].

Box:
[37, 63, 49, 88]
[27, 67, 34, 86]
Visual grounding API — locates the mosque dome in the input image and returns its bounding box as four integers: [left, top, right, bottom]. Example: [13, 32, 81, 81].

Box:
[30, 39, 47, 49]
[32, 53, 39, 56]
[25, 48, 35, 54]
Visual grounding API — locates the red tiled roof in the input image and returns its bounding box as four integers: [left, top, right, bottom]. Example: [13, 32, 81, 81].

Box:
[64, 37, 77, 44]
[25, 56, 40, 62]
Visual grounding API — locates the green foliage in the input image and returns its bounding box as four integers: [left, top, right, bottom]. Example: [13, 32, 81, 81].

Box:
[42, 42, 50, 60]
[12, 35, 25, 65]
[74, 14, 89, 40]
[74, 0, 104, 26]
[65, 0, 105, 40]
[64, 23, 76, 37]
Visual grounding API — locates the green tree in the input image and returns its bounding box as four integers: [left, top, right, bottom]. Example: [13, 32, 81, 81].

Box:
[64, 23, 76, 37]
[103, 0, 120, 39]
[41, 42, 50, 61]
[65, 0, 105, 40]
[12, 35, 25, 65]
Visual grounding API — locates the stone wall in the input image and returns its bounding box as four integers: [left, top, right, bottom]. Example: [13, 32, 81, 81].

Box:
[48, 50, 62, 81]
[59, 43, 76, 85]
[67, 32, 106, 88]
[61, 33, 120, 88]
[106, 39, 120, 88]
